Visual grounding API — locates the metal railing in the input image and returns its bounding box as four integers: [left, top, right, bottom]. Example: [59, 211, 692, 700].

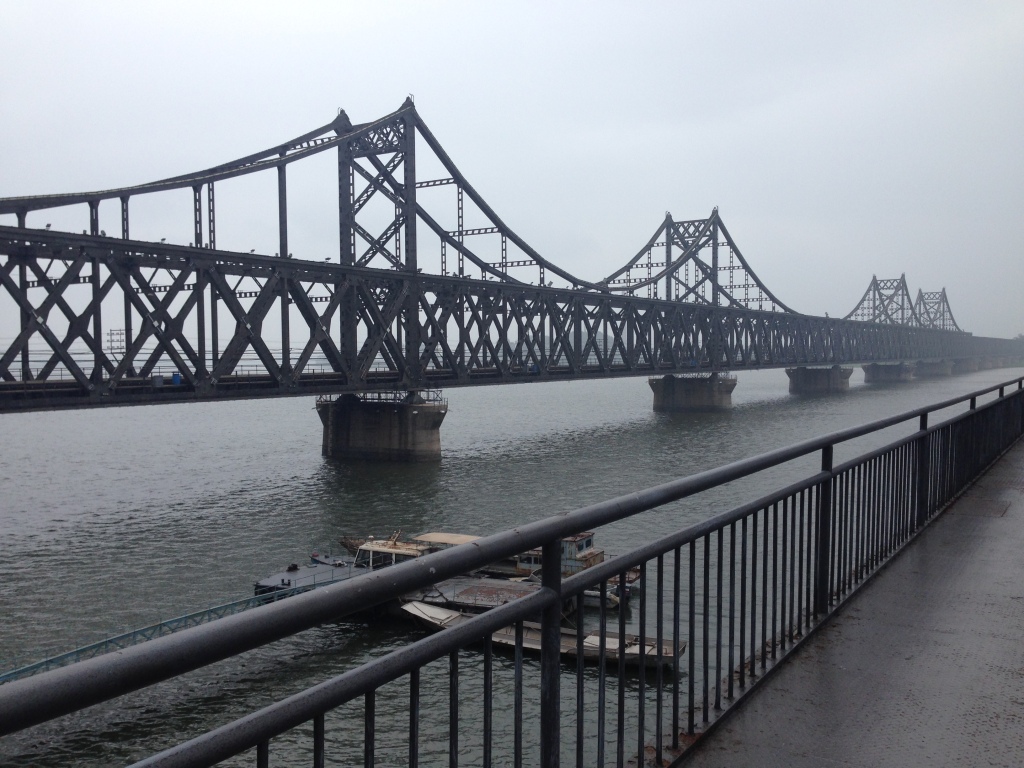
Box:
[1, 377, 1022, 767]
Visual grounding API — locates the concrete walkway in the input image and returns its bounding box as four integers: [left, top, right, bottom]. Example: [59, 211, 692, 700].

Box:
[684, 439, 1024, 768]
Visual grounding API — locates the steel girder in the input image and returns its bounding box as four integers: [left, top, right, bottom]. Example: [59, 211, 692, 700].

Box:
[1, 228, 1017, 413]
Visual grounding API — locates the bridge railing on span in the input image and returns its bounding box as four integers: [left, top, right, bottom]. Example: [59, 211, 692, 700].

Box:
[1, 375, 1021, 766]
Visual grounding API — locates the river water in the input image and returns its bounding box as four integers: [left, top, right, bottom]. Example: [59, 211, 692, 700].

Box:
[1, 366, 1021, 766]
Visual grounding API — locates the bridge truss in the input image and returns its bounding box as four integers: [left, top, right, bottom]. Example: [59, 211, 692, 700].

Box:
[0, 101, 1015, 412]
[914, 289, 962, 332]
[844, 274, 963, 332]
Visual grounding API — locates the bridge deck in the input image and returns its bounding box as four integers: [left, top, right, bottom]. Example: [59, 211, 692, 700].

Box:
[683, 438, 1024, 767]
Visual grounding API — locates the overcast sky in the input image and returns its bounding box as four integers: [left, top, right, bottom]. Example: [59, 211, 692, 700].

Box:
[2, 0, 1021, 337]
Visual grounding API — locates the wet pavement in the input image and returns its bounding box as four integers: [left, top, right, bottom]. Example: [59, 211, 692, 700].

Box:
[682, 439, 1024, 768]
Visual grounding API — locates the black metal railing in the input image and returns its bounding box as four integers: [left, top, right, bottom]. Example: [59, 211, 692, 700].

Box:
[1, 377, 1022, 767]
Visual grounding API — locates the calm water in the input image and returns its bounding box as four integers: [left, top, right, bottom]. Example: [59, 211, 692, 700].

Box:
[1, 366, 1020, 766]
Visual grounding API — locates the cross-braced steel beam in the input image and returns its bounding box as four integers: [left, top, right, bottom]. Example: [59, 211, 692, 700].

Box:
[1, 228, 1016, 413]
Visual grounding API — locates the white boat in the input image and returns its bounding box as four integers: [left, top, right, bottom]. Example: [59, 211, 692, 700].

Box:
[269, 531, 631, 612]
[337, 529, 640, 600]
[260, 532, 499, 599]
[313, 531, 480, 570]
[402, 601, 683, 666]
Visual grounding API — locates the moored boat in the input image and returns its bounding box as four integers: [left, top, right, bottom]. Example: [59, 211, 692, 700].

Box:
[313, 531, 480, 569]
[254, 558, 360, 597]
[259, 532, 490, 599]
[479, 531, 604, 577]
[402, 601, 683, 666]
[263, 530, 635, 610]
[409, 575, 542, 612]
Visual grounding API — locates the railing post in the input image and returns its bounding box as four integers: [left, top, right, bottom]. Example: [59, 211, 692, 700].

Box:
[313, 713, 325, 768]
[540, 539, 562, 768]
[814, 444, 834, 615]
[1019, 381, 1024, 440]
[915, 413, 930, 529]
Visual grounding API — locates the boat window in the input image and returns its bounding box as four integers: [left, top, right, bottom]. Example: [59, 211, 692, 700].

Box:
[393, 553, 416, 564]
[581, 538, 592, 551]
[354, 550, 371, 568]
[370, 552, 391, 570]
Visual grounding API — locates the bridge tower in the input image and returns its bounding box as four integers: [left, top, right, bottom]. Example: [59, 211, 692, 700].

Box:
[321, 100, 447, 459]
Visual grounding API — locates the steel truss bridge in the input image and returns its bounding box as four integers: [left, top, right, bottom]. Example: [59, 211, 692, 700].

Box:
[0, 99, 1018, 412]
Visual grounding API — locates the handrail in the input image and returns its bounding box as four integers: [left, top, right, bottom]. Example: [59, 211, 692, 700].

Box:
[126, 378, 1023, 767]
[130, 589, 557, 768]
[560, 379, 1015, 601]
[1, 375, 1021, 737]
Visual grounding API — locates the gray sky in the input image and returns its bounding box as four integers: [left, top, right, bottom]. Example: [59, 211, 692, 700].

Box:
[2, 0, 1022, 337]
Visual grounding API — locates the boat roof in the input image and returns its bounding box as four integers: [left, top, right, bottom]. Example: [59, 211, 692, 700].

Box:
[562, 532, 595, 542]
[411, 532, 481, 546]
[358, 540, 431, 555]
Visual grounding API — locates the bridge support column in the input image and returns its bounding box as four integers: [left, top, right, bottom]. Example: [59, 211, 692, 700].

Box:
[316, 392, 447, 461]
[952, 358, 980, 375]
[914, 359, 953, 378]
[862, 363, 915, 383]
[785, 365, 852, 394]
[649, 373, 737, 412]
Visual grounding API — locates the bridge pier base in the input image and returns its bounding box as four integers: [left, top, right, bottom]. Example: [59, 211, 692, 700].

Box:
[952, 358, 980, 374]
[785, 365, 852, 394]
[649, 373, 737, 412]
[862, 363, 915, 383]
[914, 359, 954, 378]
[316, 392, 447, 461]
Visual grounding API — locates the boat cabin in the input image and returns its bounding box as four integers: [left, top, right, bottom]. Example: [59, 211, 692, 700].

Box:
[482, 531, 605, 578]
[352, 532, 480, 571]
[559, 532, 604, 574]
[353, 539, 432, 570]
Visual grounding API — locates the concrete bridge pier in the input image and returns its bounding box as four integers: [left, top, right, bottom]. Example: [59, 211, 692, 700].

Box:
[316, 392, 447, 461]
[785, 365, 853, 394]
[914, 359, 954, 378]
[649, 373, 737, 412]
[862, 363, 915, 383]
[952, 358, 980, 374]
